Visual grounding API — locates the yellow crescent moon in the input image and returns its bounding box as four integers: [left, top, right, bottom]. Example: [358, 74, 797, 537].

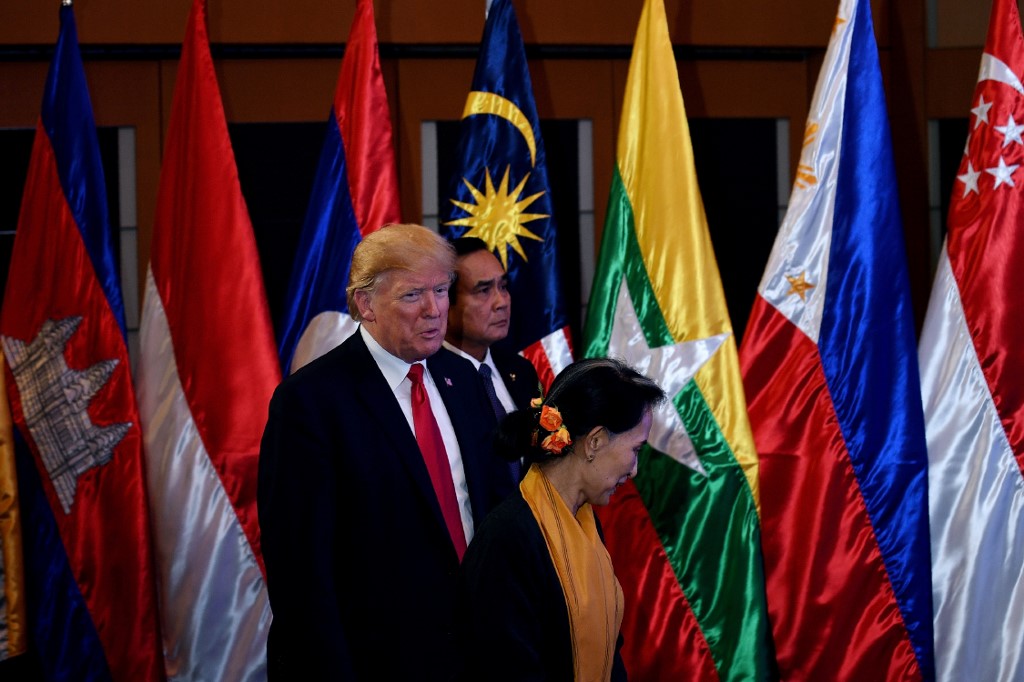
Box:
[461, 91, 537, 167]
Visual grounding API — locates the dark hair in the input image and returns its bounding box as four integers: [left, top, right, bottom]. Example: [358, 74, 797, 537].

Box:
[494, 357, 666, 463]
[451, 236, 490, 258]
[448, 237, 493, 305]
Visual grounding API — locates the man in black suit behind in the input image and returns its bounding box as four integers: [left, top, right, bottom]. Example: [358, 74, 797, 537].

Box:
[258, 224, 513, 680]
[444, 238, 541, 482]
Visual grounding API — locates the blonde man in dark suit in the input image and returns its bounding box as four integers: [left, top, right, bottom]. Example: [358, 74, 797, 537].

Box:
[258, 224, 512, 680]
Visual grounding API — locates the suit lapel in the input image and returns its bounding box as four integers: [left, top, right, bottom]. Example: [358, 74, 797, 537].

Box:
[345, 334, 453, 546]
[492, 351, 536, 412]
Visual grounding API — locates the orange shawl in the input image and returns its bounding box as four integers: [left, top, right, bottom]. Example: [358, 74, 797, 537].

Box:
[521, 465, 623, 681]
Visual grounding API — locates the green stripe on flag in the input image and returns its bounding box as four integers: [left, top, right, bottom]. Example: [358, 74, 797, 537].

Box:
[584, 169, 674, 357]
[637, 382, 773, 681]
[587, 167, 773, 681]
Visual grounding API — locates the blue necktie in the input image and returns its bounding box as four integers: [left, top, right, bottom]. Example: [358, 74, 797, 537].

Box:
[479, 364, 521, 482]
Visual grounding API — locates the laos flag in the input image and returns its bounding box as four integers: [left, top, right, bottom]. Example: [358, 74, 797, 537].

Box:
[277, 0, 400, 375]
[739, 0, 935, 679]
[0, 5, 164, 680]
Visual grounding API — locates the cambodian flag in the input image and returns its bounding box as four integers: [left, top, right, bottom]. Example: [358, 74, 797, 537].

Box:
[277, 0, 400, 375]
[0, 5, 164, 680]
[739, 0, 935, 679]
[440, 0, 572, 388]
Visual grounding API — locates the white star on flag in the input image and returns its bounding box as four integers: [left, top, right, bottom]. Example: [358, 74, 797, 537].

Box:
[995, 114, 1024, 147]
[958, 161, 981, 197]
[608, 279, 729, 476]
[972, 95, 993, 128]
[986, 156, 1019, 188]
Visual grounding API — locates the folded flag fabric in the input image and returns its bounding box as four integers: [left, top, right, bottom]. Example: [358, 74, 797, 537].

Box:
[440, 0, 572, 388]
[136, 0, 281, 678]
[277, 0, 400, 375]
[583, 0, 773, 678]
[0, 5, 164, 679]
[739, 0, 934, 678]
[920, 0, 1024, 679]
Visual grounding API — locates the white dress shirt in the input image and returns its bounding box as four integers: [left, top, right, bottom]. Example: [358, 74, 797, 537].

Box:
[360, 326, 474, 543]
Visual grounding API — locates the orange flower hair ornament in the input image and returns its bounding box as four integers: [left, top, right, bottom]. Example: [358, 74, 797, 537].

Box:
[530, 402, 572, 455]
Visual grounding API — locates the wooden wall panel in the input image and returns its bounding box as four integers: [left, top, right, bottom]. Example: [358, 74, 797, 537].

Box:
[394, 58, 476, 223]
[926, 47, 983, 118]
[88, 63, 163, 293]
[4, 0, 880, 48]
[0, 64, 48, 125]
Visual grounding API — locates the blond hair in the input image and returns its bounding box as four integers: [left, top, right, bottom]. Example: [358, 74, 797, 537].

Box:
[346, 223, 456, 321]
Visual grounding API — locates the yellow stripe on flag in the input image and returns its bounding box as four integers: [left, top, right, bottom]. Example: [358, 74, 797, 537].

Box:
[0, 350, 27, 659]
[615, 0, 760, 506]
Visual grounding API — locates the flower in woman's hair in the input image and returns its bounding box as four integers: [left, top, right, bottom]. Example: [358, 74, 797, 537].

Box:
[541, 426, 572, 454]
[538, 405, 563, 432]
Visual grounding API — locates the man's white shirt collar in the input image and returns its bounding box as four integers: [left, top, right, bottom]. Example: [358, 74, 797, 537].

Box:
[361, 325, 426, 389]
[442, 340, 499, 375]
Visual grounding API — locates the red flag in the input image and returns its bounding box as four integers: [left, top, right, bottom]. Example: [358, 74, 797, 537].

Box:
[276, 0, 402, 374]
[337, 0, 400, 238]
[922, 0, 1024, 679]
[136, 0, 281, 678]
[739, 0, 933, 678]
[0, 5, 163, 679]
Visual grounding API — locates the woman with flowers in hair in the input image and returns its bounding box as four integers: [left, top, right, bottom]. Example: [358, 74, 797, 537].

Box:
[456, 357, 665, 681]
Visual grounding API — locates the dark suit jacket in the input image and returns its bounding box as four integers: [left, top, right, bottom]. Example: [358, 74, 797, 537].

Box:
[491, 348, 541, 412]
[258, 332, 514, 681]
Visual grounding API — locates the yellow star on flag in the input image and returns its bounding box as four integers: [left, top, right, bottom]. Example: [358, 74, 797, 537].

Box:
[785, 272, 816, 301]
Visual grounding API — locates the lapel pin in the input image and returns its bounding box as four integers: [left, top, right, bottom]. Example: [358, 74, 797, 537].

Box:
[509, 372, 516, 381]
[445, 377, 453, 386]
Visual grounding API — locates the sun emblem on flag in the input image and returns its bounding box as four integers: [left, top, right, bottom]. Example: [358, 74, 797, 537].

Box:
[1, 317, 130, 513]
[444, 165, 549, 270]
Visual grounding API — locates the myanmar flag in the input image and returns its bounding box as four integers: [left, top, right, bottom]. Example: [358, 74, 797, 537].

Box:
[583, 0, 773, 679]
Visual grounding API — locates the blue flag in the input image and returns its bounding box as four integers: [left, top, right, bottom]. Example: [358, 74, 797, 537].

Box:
[277, 0, 400, 375]
[440, 0, 572, 387]
[739, 0, 934, 678]
[0, 5, 164, 679]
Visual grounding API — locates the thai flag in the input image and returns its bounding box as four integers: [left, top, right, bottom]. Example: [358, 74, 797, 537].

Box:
[739, 0, 935, 678]
[136, 0, 281, 678]
[0, 5, 164, 680]
[277, 0, 401, 375]
[440, 0, 572, 388]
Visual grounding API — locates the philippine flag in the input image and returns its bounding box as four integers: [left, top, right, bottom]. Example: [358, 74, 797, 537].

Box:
[739, 0, 935, 679]
[0, 5, 164, 680]
[276, 0, 401, 375]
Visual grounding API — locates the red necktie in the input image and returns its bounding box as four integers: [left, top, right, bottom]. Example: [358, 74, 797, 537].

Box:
[407, 364, 467, 560]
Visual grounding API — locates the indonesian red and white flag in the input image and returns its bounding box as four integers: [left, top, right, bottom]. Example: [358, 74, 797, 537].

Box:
[136, 0, 281, 678]
[920, 0, 1024, 679]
